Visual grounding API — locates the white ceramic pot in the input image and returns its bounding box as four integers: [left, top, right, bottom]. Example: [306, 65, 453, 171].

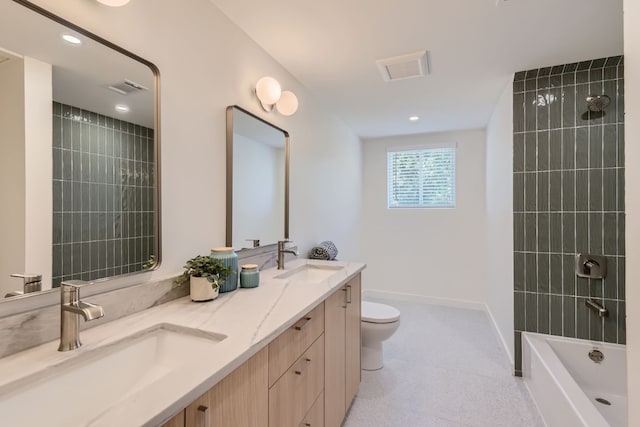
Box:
[190, 276, 219, 302]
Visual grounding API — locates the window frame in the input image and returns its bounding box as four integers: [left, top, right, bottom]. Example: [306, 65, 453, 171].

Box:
[386, 143, 457, 210]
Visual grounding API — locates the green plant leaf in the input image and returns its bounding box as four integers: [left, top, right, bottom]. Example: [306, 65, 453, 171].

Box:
[173, 254, 233, 288]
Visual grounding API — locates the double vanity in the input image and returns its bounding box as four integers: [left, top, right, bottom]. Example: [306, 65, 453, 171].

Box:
[0, 260, 365, 426]
[0, 3, 363, 426]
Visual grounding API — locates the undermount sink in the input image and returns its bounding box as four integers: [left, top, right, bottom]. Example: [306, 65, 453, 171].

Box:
[0, 324, 226, 426]
[275, 263, 343, 282]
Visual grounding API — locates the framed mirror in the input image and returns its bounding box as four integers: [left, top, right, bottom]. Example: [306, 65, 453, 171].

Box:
[226, 106, 289, 251]
[0, 0, 160, 301]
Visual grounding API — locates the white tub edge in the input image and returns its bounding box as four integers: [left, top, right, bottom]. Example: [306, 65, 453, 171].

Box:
[522, 332, 611, 427]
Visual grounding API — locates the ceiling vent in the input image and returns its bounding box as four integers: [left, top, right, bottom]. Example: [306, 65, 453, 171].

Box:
[376, 50, 430, 82]
[107, 79, 148, 95]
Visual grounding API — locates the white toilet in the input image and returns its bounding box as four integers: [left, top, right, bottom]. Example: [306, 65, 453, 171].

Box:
[361, 301, 400, 371]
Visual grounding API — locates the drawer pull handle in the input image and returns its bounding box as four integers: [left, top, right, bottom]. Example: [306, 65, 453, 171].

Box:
[197, 405, 210, 427]
[294, 316, 312, 331]
[294, 358, 312, 375]
[346, 284, 352, 304]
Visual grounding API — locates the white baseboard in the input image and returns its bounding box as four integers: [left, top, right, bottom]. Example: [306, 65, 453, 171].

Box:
[485, 304, 515, 373]
[364, 288, 516, 375]
[362, 289, 486, 311]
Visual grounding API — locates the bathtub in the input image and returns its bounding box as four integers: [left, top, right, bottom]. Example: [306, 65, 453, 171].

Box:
[522, 332, 627, 427]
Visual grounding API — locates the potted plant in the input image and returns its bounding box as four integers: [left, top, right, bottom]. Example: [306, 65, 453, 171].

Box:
[174, 255, 232, 302]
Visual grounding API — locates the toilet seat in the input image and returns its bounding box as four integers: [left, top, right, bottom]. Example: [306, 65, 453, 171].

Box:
[361, 301, 400, 324]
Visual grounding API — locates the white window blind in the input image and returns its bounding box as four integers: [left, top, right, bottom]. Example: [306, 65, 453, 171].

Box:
[387, 146, 456, 208]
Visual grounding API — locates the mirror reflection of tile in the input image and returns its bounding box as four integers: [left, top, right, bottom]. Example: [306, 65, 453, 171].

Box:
[52, 101, 155, 288]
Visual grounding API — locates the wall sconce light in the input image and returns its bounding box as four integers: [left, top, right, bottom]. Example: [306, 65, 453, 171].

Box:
[255, 76, 299, 116]
[96, 0, 131, 6]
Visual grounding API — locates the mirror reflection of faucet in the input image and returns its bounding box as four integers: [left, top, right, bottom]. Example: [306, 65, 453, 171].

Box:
[246, 239, 260, 248]
[277, 240, 299, 269]
[5, 273, 42, 298]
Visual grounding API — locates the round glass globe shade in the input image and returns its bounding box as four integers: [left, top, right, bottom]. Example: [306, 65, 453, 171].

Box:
[276, 91, 299, 116]
[256, 77, 282, 105]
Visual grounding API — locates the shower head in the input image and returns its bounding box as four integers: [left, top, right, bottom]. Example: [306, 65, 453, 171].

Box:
[586, 95, 611, 112]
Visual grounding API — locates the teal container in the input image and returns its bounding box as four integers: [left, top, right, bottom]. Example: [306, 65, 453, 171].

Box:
[210, 247, 238, 293]
[240, 264, 260, 288]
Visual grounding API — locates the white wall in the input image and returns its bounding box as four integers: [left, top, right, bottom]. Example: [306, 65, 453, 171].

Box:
[29, 0, 362, 281]
[232, 133, 284, 249]
[23, 56, 52, 288]
[0, 56, 26, 297]
[623, 0, 639, 424]
[485, 80, 514, 365]
[0, 55, 52, 296]
[361, 129, 487, 307]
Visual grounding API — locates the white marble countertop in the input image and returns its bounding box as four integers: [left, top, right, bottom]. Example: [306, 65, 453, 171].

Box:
[0, 259, 365, 426]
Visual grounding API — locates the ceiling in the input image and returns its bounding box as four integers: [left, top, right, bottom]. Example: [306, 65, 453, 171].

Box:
[0, 1, 155, 128]
[209, 0, 624, 139]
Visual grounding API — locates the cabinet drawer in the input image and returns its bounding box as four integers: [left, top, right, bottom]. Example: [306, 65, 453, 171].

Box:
[268, 303, 324, 386]
[269, 334, 325, 427]
[299, 391, 324, 427]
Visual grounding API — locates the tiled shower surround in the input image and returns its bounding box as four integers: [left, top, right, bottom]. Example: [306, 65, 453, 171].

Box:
[52, 102, 155, 288]
[512, 56, 625, 374]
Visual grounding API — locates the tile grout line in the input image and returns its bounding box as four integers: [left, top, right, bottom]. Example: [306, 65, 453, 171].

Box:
[573, 66, 578, 338]
[535, 75, 539, 333]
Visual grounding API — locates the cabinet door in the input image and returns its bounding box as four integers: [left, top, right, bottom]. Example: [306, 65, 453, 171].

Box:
[345, 274, 362, 408]
[269, 303, 325, 387]
[324, 286, 347, 427]
[269, 335, 325, 427]
[161, 410, 185, 427]
[300, 391, 324, 427]
[185, 390, 211, 427]
[210, 346, 269, 427]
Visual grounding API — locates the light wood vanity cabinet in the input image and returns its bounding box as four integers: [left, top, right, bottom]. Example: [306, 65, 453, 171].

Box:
[161, 389, 210, 427]
[268, 303, 325, 387]
[208, 346, 268, 427]
[161, 273, 362, 427]
[344, 275, 362, 409]
[269, 334, 325, 427]
[162, 411, 185, 427]
[185, 386, 211, 427]
[324, 275, 361, 427]
[162, 347, 268, 427]
[301, 391, 325, 427]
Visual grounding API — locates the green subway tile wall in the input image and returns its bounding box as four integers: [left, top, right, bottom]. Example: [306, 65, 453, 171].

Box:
[512, 57, 625, 375]
[52, 102, 155, 288]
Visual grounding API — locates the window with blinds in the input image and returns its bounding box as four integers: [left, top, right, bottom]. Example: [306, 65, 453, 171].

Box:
[387, 146, 456, 209]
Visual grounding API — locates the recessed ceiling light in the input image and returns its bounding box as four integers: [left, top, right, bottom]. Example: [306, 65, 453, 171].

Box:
[115, 104, 130, 113]
[409, 116, 420, 122]
[96, 0, 131, 6]
[61, 34, 82, 45]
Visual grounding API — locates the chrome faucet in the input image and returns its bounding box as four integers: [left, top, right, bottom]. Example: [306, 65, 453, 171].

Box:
[583, 259, 599, 275]
[277, 240, 299, 270]
[58, 281, 104, 352]
[585, 299, 609, 318]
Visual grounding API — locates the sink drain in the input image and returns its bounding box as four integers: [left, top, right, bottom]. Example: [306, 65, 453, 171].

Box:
[589, 349, 604, 363]
[595, 397, 611, 406]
